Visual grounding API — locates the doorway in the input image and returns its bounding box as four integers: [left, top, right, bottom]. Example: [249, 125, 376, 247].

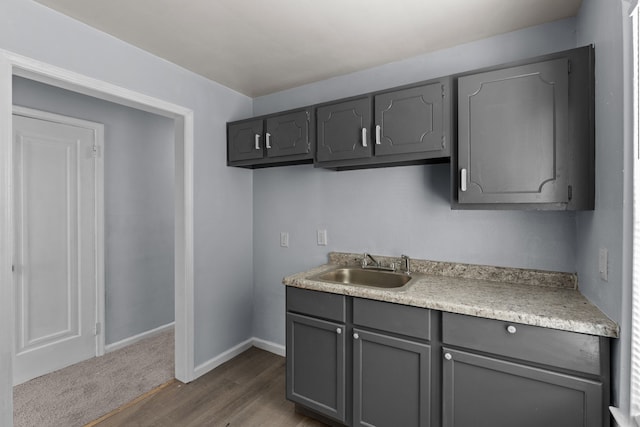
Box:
[12, 107, 105, 386]
[0, 50, 195, 427]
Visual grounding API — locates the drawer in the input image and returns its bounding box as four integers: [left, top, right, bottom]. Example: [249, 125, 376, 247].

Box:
[286, 287, 346, 322]
[353, 298, 430, 340]
[442, 312, 602, 375]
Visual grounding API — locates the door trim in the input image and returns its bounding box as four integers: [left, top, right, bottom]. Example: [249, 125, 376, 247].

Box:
[12, 105, 106, 358]
[0, 48, 195, 427]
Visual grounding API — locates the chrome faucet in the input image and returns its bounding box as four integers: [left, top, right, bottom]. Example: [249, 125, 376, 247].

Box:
[400, 254, 411, 275]
[362, 252, 379, 268]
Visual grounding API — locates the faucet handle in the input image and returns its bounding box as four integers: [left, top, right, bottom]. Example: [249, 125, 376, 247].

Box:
[400, 254, 411, 274]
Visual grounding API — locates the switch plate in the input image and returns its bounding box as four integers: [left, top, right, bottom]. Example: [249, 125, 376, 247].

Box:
[599, 248, 608, 282]
[280, 232, 289, 248]
[317, 229, 327, 246]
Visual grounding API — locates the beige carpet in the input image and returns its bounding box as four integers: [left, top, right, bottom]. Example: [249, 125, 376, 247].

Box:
[14, 328, 174, 427]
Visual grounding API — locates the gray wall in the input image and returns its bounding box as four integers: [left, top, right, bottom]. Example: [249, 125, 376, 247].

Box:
[251, 18, 580, 346]
[0, 0, 254, 419]
[13, 76, 175, 345]
[575, 0, 631, 411]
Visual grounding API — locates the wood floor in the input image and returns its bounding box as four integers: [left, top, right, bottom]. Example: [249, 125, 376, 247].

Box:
[90, 347, 327, 427]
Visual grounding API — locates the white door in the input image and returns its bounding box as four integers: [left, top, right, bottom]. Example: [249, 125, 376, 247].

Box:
[13, 110, 103, 386]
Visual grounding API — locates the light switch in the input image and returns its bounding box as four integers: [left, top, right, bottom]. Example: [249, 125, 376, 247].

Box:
[317, 229, 327, 246]
[280, 232, 289, 248]
[599, 248, 608, 282]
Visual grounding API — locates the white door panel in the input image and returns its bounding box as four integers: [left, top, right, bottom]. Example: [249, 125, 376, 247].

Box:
[13, 113, 101, 385]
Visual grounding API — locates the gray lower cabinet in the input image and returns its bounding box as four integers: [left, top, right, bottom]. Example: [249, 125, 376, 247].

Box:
[441, 348, 602, 427]
[353, 328, 430, 427]
[287, 288, 609, 427]
[441, 312, 608, 427]
[227, 108, 314, 168]
[454, 45, 594, 210]
[286, 312, 346, 423]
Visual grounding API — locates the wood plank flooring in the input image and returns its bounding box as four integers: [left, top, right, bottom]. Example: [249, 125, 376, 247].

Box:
[90, 346, 327, 427]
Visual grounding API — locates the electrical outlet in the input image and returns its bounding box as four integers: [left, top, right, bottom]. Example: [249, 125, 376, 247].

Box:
[317, 229, 327, 246]
[599, 248, 608, 282]
[280, 232, 289, 248]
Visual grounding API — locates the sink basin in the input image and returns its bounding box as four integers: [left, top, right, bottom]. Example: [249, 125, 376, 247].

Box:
[314, 267, 412, 289]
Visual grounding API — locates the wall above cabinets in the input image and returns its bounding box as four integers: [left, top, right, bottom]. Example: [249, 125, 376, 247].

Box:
[227, 46, 594, 211]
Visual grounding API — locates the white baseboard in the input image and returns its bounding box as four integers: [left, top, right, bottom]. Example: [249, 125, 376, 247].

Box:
[193, 338, 253, 380]
[192, 337, 285, 380]
[105, 322, 175, 353]
[252, 337, 286, 357]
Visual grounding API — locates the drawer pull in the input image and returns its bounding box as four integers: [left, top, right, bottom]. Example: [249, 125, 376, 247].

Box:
[353, 333, 360, 340]
[265, 132, 272, 149]
[444, 352, 452, 361]
[361, 128, 368, 148]
[254, 134, 261, 150]
[336, 327, 342, 335]
[507, 325, 517, 334]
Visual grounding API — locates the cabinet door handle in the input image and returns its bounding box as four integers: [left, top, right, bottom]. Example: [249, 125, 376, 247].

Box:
[336, 327, 342, 335]
[375, 125, 381, 145]
[353, 333, 359, 340]
[460, 168, 467, 192]
[507, 325, 517, 334]
[255, 134, 261, 150]
[266, 132, 271, 149]
[361, 128, 368, 148]
[444, 352, 452, 361]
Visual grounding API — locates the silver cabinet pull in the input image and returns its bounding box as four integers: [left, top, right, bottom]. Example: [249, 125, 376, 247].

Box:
[255, 134, 261, 150]
[353, 333, 359, 340]
[460, 168, 467, 191]
[361, 128, 368, 147]
[336, 327, 342, 335]
[507, 325, 517, 334]
[444, 352, 452, 361]
[375, 125, 381, 145]
[266, 132, 271, 149]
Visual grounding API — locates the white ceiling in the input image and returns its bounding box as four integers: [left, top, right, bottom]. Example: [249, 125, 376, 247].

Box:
[34, 0, 583, 97]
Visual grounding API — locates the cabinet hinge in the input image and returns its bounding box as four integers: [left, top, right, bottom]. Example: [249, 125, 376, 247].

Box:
[568, 185, 573, 201]
[441, 135, 446, 149]
[441, 85, 445, 98]
[95, 322, 101, 336]
[306, 111, 310, 121]
[568, 60, 572, 74]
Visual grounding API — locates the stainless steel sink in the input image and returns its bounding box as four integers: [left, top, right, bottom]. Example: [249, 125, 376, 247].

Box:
[314, 267, 412, 289]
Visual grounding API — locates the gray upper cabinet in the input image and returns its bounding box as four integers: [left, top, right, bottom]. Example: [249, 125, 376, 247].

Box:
[316, 79, 451, 169]
[375, 83, 446, 157]
[227, 108, 314, 168]
[227, 119, 264, 163]
[454, 46, 594, 210]
[316, 97, 373, 163]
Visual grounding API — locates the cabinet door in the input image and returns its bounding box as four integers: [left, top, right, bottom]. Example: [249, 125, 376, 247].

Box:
[375, 83, 445, 157]
[265, 109, 312, 158]
[353, 328, 431, 427]
[227, 119, 264, 162]
[442, 348, 603, 427]
[286, 313, 346, 423]
[458, 58, 569, 204]
[317, 97, 372, 162]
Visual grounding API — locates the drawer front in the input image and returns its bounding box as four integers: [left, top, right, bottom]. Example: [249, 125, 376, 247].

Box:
[286, 287, 346, 322]
[353, 298, 430, 340]
[442, 312, 601, 375]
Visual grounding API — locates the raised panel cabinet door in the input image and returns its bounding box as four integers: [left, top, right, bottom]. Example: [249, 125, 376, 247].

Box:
[265, 109, 312, 158]
[286, 313, 347, 423]
[458, 58, 569, 204]
[227, 119, 264, 162]
[442, 348, 603, 427]
[353, 328, 431, 427]
[374, 83, 444, 156]
[316, 97, 372, 162]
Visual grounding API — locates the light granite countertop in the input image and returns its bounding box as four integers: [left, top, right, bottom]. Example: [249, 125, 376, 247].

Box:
[282, 252, 619, 338]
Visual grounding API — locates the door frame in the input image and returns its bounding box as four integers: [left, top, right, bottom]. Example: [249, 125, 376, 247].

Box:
[0, 49, 195, 427]
[12, 105, 106, 360]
